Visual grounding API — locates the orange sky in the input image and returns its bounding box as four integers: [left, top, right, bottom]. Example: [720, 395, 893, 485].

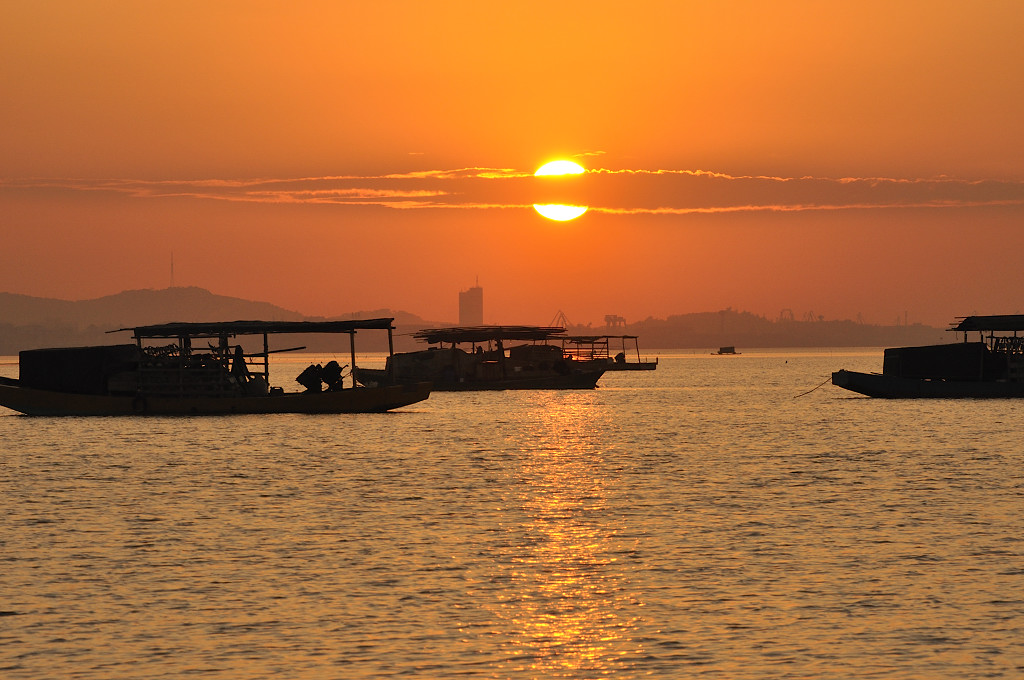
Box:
[3, 1, 1024, 326]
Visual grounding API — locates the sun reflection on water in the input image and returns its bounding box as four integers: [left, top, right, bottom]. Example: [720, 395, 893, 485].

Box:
[489, 392, 642, 676]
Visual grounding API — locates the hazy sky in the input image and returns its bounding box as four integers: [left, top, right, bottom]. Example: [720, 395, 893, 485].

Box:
[3, 1, 1023, 326]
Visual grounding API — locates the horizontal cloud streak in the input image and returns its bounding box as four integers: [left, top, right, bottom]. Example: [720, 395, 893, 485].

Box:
[591, 199, 1024, 216]
[4, 167, 1024, 215]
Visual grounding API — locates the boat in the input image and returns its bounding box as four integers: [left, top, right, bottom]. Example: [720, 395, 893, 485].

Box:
[832, 314, 1024, 398]
[560, 335, 658, 370]
[354, 325, 606, 390]
[0, 319, 431, 415]
[713, 346, 739, 355]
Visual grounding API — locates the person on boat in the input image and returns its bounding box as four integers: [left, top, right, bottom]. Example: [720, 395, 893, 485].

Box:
[296, 363, 324, 392]
[230, 345, 268, 394]
[322, 360, 346, 391]
[231, 346, 250, 382]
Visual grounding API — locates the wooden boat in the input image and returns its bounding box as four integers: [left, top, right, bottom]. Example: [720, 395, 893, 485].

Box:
[832, 314, 1024, 398]
[0, 319, 430, 415]
[560, 335, 658, 371]
[355, 325, 605, 391]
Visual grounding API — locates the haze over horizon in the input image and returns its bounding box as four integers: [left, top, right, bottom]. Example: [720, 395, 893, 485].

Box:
[0, 284, 963, 330]
[3, 2, 1023, 327]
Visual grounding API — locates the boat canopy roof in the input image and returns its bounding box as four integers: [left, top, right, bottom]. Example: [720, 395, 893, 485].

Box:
[562, 335, 639, 343]
[414, 325, 566, 345]
[116, 318, 395, 339]
[950, 315, 1024, 332]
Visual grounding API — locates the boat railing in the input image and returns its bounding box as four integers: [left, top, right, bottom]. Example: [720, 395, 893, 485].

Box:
[562, 346, 611, 362]
[560, 335, 657, 365]
[560, 337, 611, 363]
[990, 335, 1024, 355]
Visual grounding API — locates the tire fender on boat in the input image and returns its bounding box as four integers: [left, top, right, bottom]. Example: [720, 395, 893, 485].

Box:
[132, 395, 147, 414]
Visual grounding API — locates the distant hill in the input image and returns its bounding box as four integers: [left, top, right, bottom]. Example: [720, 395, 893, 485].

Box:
[0, 286, 304, 330]
[0, 288, 951, 355]
[0, 287, 438, 354]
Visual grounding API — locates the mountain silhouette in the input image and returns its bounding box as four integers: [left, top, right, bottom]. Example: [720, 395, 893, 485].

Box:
[0, 287, 305, 330]
[0, 287, 435, 354]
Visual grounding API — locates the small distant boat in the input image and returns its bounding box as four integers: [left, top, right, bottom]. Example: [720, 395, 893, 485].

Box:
[713, 346, 739, 355]
[832, 314, 1024, 398]
[560, 335, 658, 371]
[0, 319, 430, 415]
[355, 325, 606, 390]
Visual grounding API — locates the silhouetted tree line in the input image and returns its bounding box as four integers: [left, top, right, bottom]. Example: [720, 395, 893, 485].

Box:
[566, 309, 947, 349]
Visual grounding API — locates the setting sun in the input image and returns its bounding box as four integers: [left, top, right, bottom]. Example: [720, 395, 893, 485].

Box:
[533, 204, 588, 221]
[535, 160, 585, 176]
[534, 160, 587, 221]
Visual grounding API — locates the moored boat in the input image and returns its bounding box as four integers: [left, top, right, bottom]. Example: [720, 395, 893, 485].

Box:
[0, 319, 430, 415]
[832, 314, 1024, 398]
[355, 325, 606, 390]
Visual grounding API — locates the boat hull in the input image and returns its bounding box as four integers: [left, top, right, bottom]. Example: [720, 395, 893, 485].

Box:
[831, 369, 1024, 399]
[355, 367, 603, 391]
[0, 382, 431, 416]
[604, 361, 658, 371]
[434, 370, 604, 391]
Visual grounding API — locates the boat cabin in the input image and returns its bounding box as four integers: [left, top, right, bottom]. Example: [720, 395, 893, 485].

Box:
[882, 315, 1024, 383]
[17, 319, 397, 399]
[361, 325, 606, 390]
[560, 334, 658, 370]
[832, 314, 1024, 398]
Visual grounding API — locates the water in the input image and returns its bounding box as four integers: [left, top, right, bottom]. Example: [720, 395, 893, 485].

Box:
[2, 350, 1023, 679]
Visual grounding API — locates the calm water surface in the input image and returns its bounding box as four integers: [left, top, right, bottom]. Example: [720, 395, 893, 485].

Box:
[2, 350, 1023, 679]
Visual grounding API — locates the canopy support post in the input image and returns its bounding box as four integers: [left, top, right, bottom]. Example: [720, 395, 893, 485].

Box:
[349, 331, 357, 389]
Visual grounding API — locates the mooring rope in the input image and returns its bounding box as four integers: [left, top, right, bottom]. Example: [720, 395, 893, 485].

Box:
[793, 375, 832, 399]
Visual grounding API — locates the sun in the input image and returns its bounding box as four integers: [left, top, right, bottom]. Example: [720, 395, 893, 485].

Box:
[533, 159, 588, 221]
[533, 204, 588, 221]
[534, 160, 586, 176]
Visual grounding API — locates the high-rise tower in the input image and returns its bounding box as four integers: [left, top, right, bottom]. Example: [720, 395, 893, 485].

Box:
[459, 280, 483, 326]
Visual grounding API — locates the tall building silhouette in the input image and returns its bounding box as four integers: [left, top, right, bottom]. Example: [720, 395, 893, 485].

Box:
[459, 281, 483, 325]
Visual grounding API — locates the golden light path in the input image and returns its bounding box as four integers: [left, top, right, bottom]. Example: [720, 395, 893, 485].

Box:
[486, 392, 642, 675]
[533, 160, 588, 221]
